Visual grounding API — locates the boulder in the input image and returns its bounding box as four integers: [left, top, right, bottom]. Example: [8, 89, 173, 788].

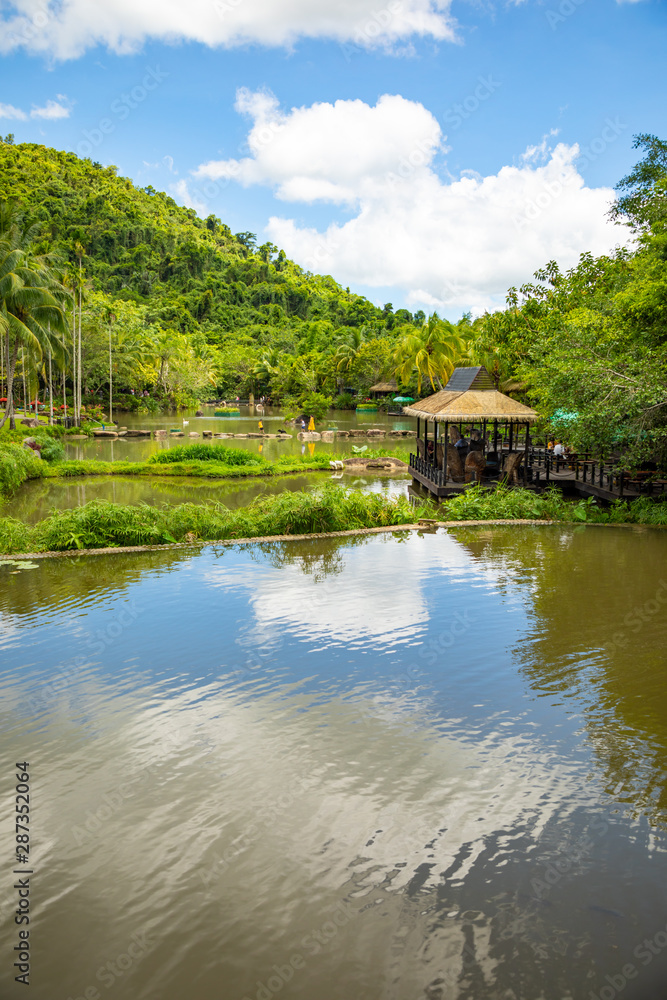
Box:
[202, 430, 213, 438]
[347, 429, 366, 438]
[367, 429, 385, 438]
[234, 434, 249, 438]
[170, 431, 184, 437]
[320, 430, 335, 442]
[297, 431, 321, 441]
[117, 430, 128, 437]
[125, 428, 152, 437]
[20, 417, 40, 428]
[336, 430, 349, 438]
[188, 431, 200, 438]
[93, 429, 118, 437]
[195, 410, 203, 417]
[154, 429, 167, 438]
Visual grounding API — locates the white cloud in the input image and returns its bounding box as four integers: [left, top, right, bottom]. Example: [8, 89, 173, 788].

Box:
[0, 102, 27, 120]
[195, 90, 442, 207]
[194, 89, 626, 315]
[0, 96, 71, 120]
[0, 0, 455, 60]
[30, 98, 70, 119]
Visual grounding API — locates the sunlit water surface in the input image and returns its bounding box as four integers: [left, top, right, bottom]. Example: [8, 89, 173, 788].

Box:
[1, 525, 666, 1000]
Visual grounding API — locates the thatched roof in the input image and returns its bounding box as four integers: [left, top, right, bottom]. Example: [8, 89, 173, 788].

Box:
[369, 380, 398, 392]
[403, 388, 538, 424]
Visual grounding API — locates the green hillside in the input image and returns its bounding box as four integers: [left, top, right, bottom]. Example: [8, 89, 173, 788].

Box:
[0, 141, 418, 342]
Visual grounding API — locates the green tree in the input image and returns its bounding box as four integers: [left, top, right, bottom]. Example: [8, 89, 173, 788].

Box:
[0, 201, 67, 429]
[393, 313, 466, 394]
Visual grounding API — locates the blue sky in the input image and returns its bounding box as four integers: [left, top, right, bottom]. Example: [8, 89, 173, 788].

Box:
[0, 0, 665, 317]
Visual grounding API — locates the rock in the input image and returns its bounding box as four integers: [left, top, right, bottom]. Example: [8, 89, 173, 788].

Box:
[125, 428, 152, 437]
[234, 434, 249, 438]
[321, 430, 335, 442]
[336, 430, 349, 438]
[154, 429, 167, 438]
[297, 432, 321, 441]
[188, 431, 200, 437]
[347, 429, 366, 438]
[117, 430, 128, 437]
[195, 410, 203, 417]
[170, 431, 184, 437]
[367, 429, 385, 437]
[119, 426, 127, 431]
[21, 417, 40, 428]
[246, 432, 263, 438]
[93, 429, 118, 437]
[214, 433, 233, 438]
[202, 430, 213, 438]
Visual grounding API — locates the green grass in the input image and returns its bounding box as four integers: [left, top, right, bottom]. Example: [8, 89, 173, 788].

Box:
[0, 485, 435, 554]
[148, 443, 266, 466]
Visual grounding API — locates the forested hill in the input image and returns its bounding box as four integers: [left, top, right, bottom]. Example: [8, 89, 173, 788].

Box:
[0, 142, 417, 345]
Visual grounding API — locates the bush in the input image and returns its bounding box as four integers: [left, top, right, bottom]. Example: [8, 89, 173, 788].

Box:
[0, 444, 45, 497]
[34, 437, 65, 463]
[148, 444, 266, 466]
[333, 393, 356, 410]
[298, 391, 332, 421]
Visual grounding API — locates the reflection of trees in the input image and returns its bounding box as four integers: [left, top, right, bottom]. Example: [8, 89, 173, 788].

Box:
[450, 524, 667, 825]
[247, 534, 372, 582]
[0, 549, 187, 617]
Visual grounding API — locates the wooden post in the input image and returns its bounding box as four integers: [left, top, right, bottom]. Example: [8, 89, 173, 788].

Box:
[443, 421, 448, 481]
[424, 419, 428, 465]
[509, 423, 514, 454]
[523, 421, 529, 485]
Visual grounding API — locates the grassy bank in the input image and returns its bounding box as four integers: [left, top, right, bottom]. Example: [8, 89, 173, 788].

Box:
[0, 442, 335, 499]
[1, 483, 666, 556]
[0, 485, 434, 553]
[441, 484, 667, 525]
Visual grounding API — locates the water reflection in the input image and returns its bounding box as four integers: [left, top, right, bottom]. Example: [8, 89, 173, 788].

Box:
[1, 526, 666, 1000]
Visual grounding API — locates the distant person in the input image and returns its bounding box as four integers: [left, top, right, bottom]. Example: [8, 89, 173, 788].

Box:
[308, 416, 315, 431]
[258, 419, 264, 434]
[454, 433, 469, 461]
[553, 441, 564, 457]
[301, 419, 306, 431]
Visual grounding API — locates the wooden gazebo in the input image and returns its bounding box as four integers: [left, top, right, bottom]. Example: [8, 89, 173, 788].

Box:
[402, 366, 539, 497]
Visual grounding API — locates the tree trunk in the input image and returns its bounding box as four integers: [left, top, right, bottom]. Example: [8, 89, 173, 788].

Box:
[48, 350, 53, 426]
[0, 337, 19, 430]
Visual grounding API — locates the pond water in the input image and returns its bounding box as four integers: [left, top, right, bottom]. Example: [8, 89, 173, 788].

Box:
[0, 473, 411, 523]
[64, 405, 416, 463]
[1, 525, 667, 1000]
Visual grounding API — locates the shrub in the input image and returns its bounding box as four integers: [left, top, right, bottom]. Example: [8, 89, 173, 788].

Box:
[34, 437, 65, 462]
[148, 444, 266, 466]
[0, 444, 45, 497]
[298, 391, 332, 421]
[333, 393, 356, 410]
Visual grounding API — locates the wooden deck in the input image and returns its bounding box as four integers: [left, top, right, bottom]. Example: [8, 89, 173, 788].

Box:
[409, 450, 667, 503]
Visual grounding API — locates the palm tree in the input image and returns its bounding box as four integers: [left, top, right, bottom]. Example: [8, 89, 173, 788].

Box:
[0, 202, 68, 429]
[393, 313, 466, 395]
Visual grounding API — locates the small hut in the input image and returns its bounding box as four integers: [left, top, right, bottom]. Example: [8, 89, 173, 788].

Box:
[403, 366, 539, 496]
[368, 379, 398, 399]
